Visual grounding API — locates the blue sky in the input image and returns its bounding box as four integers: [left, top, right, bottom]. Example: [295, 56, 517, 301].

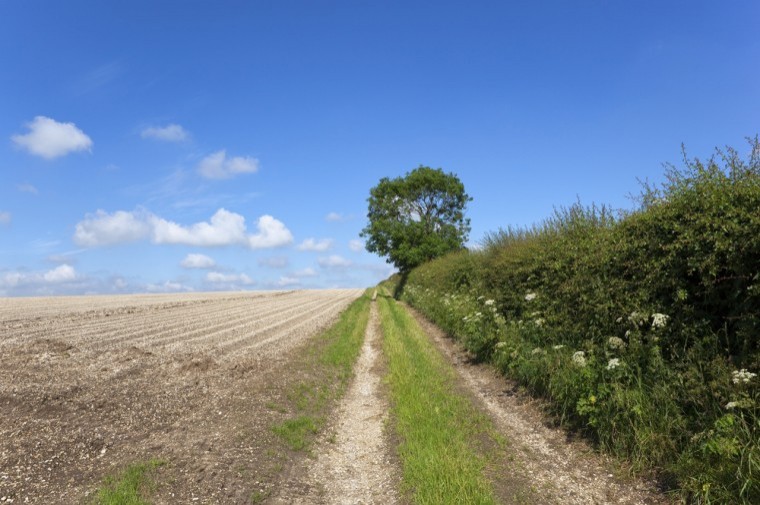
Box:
[1, 1, 758, 296]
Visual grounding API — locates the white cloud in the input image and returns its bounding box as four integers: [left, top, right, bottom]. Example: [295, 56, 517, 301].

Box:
[0, 212, 10, 226]
[17, 183, 38, 195]
[140, 123, 189, 142]
[152, 209, 248, 246]
[0, 264, 77, 288]
[74, 209, 152, 246]
[146, 280, 193, 293]
[198, 150, 259, 179]
[297, 238, 333, 252]
[180, 253, 216, 269]
[247, 215, 293, 249]
[325, 212, 343, 222]
[43, 264, 77, 283]
[73, 208, 293, 249]
[277, 276, 301, 287]
[349, 239, 364, 252]
[318, 255, 352, 269]
[12, 116, 93, 159]
[206, 271, 254, 285]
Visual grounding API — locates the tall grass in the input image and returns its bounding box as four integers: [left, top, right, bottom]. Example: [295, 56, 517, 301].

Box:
[398, 139, 760, 504]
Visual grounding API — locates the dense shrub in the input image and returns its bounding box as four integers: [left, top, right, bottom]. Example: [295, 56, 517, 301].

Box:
[398, 139, 760, 504]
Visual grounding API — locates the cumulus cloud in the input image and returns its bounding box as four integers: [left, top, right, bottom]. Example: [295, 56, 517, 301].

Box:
[0, 212, 10, 226]
[74, 209, 153, 246]
[1, 264, 77, 289]
[277, 276, 300, 287]
[246, 215, 293, 248]
[12, 116, 93, 159]
[325, 212, 343, 222]
[349, 239, 364, 252]
[297, 238, 333, 252]
[206, 271, 254, 285]
[43, 264, 77, 283]
[146, 281, 193, 293]
[198, 150, 259, 179]
[180, 253, 216, 269]
[318, 255, 352, 269]
[73, 208, 293, 249]
[140, 123, 189, 142]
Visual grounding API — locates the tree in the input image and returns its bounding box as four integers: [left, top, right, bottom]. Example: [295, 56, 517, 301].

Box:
[360, 165, 472, 273]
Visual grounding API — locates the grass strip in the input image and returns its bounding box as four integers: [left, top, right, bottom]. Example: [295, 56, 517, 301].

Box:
[94, 459, 165, 505]
[271, 289, 371, 451]
[378, 294, 498, 504]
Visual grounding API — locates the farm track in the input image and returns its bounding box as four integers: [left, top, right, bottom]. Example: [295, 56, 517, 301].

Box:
[0, 289, 363, 503]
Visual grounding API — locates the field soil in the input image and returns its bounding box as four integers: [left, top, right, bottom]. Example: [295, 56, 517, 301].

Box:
[2, 290, 674, 504]
[0, 289, 362, 503]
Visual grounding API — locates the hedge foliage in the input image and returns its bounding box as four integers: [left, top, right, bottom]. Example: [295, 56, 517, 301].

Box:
[398, 140, 760, 504]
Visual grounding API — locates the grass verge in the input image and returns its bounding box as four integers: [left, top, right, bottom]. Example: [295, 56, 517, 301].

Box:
[93, 459, 165, 505]
[271, 289, 371, 452]
[378, 293, 499, 504]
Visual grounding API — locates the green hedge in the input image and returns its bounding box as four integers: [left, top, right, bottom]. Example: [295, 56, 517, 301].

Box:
[398, 140, 760, 504]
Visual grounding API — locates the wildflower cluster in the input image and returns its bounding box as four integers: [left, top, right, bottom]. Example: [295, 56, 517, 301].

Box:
[607, 336, 626, 350]
[606, 358, 621, 370]
[732, 369, 757, 385]
[402, 283, 506, 360]
[651, 313, 669, 329]
[572, 351, 587, 367]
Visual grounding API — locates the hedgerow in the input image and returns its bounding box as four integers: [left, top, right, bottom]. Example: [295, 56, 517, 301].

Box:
[397, 139, 760, 504]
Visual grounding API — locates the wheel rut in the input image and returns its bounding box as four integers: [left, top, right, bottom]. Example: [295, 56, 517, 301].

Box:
[271, 300, 401, 505]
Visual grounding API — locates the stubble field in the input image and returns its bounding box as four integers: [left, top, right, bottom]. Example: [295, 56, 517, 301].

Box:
[0, 289, 362, 503]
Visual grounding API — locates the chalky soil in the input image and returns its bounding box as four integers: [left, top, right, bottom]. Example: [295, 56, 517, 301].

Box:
[272, 301, 400, 504]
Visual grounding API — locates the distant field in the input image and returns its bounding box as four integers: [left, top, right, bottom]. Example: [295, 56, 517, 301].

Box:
[0, 289, 362, 502]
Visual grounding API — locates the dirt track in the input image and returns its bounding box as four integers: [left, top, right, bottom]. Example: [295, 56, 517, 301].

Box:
[0, 289, 362, 503]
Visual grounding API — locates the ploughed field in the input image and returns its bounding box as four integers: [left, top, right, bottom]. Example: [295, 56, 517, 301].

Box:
[0, 289, 363, 503]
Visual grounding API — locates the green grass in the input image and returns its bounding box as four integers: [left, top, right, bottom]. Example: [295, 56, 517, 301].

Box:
[378, 294, 498, 505]
[272, 415, 320, 451]
[94, 459, 165, 505]
[271, 290, 371, 452]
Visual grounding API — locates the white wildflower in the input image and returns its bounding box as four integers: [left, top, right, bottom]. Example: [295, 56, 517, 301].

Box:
[552, 344, 565, 350]
[606, 358, 621, 370]
[572, 351, 587, 367]
[529, 311, 541, 317]
[484, 299, 495, 306]
[732, 369, 757, 384]
[725, 401, 738, 410]
[651, 313, 669, 329]
[475, 312, 482, 318]
[534, 318, 545, 327]
[628, 311, 647, 326]
[531, 347, 543, 355]
[525, 292, 537, 302]
[495, 342, 507, 349]
[477, 295, 485, 301]
[607, 336, 626, 350]
[615, 316, 623, 323]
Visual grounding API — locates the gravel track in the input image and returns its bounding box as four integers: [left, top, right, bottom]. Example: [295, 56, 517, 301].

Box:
[0, 289, 363, 503]
[271, 300, 401, 504]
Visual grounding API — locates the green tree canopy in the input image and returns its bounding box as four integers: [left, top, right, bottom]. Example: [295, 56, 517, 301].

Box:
[360, 166, 472, 273]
